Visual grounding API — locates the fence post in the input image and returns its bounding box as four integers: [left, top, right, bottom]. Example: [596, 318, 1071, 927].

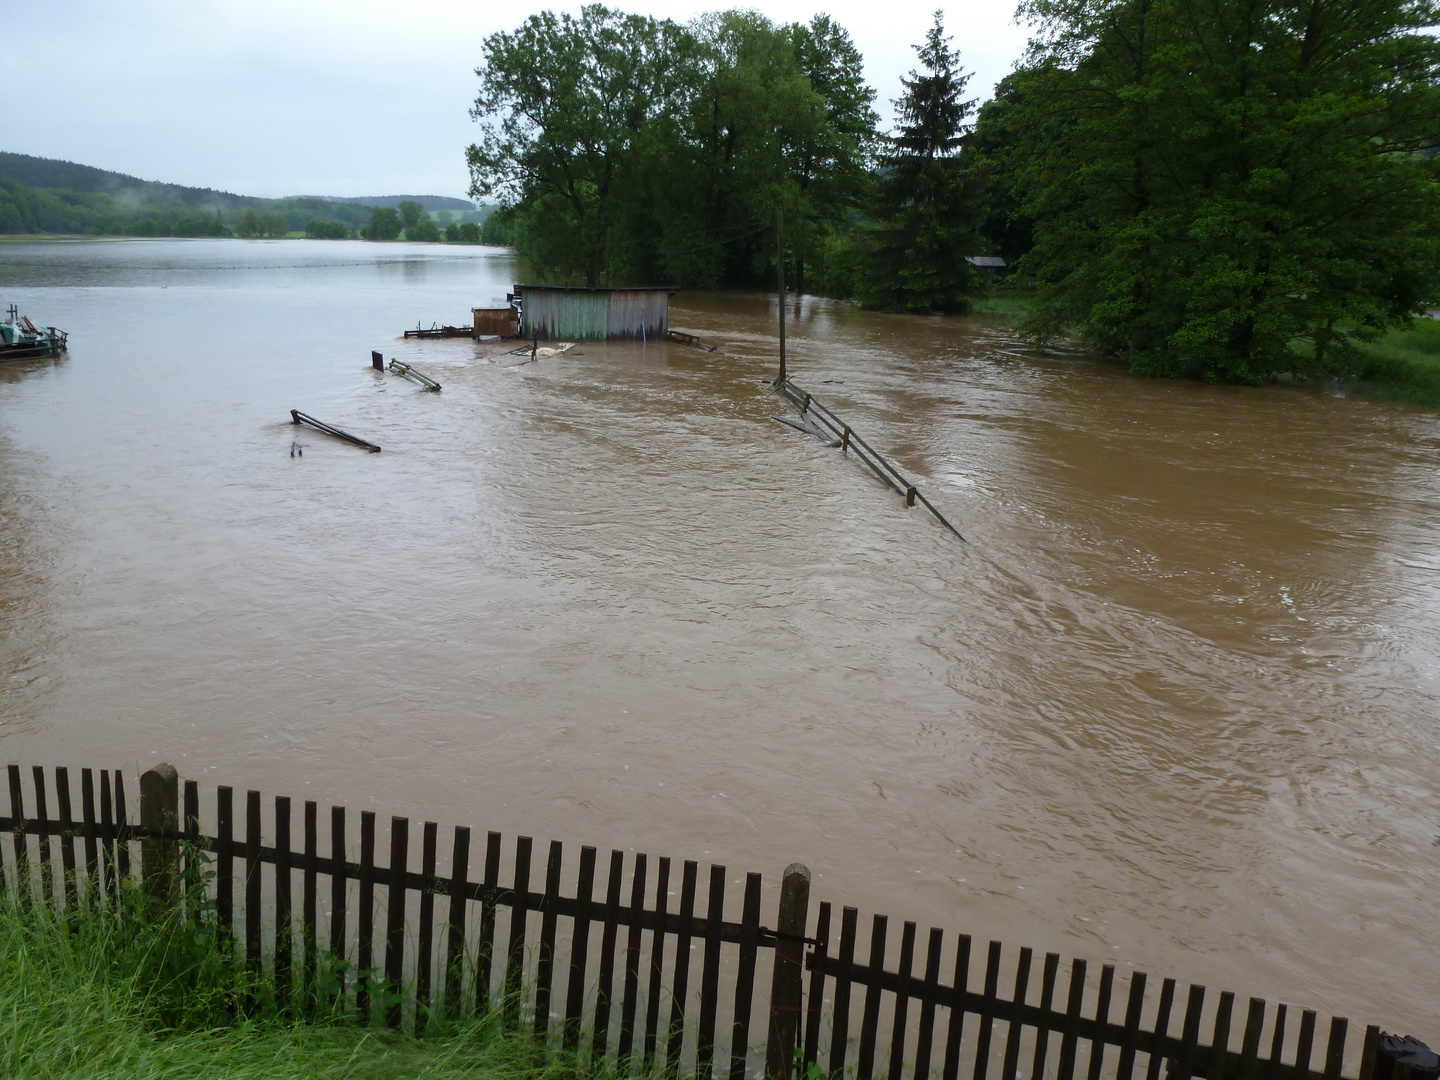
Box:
[139, 763, 179, 905]
[766, 863, 812, 1080]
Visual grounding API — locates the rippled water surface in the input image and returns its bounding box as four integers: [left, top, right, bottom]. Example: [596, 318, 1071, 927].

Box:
[1, 240, 1437, 1035]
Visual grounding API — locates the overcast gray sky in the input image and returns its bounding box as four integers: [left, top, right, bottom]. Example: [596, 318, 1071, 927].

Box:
[6, 0, 1032, 200]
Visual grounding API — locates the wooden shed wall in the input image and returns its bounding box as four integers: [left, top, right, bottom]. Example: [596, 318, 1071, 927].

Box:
[606, 290, 669, 339]
[521, 290, 609, 339]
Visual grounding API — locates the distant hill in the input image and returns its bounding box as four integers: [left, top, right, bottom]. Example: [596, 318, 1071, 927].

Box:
[0, 152, 487, 237]
[304, 195, 475, 212]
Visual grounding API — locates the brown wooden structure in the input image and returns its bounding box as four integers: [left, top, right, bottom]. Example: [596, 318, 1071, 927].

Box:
[0, 763, 1412, 1080]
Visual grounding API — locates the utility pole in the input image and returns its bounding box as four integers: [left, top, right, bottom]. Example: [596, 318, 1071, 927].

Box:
[776, 212, 786, 385]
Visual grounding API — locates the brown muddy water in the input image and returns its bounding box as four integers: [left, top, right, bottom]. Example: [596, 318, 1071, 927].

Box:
[0, 240, 1437, 1038]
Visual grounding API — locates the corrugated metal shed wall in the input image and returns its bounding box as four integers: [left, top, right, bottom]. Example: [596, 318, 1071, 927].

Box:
[521, 290, 610, 339]
[606, 290, 670, 339]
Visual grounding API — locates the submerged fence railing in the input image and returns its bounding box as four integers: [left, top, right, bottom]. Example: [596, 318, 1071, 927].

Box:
[1, 763, 1425, 1080]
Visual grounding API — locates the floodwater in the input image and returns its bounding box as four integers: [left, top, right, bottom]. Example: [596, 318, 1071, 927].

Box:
[1, 239, 1437, 1038]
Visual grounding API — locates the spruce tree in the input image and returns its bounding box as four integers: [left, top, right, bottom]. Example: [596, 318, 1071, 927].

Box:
[858, 11, 982, 313]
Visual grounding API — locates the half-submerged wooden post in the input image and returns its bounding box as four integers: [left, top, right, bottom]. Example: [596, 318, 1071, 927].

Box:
[765, 863, 811, 1079]
[371, 350, 384, 371]
[140, 763, 179, 904]
[776, 213, 787, 385]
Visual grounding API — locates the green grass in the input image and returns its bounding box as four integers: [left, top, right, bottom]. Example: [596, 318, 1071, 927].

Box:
[0, 891, 591, 1080]
[1338, 318, 1440, 409]
[966, 294, 1032, 321]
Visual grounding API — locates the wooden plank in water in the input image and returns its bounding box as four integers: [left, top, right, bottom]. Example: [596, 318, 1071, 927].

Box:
[1089, 965, 1116, 1080]
[1115, 971, 1148, 1080]
[971, 941, 1002, 1080]
[1001, 947, 1033, 1080]
[290, 409, 381, 453]
[1144, 979, 1178, 1080]
[1032, 953, 1062, 1080]
[941, 933, 973, 1080]
[889, 921, 920, 1080]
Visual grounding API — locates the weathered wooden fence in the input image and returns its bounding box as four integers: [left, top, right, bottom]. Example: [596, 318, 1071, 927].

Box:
[0, 764, 1419, 1080]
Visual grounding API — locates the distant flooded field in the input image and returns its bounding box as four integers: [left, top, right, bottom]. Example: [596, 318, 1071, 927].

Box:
[1, 239, 1437, 1036]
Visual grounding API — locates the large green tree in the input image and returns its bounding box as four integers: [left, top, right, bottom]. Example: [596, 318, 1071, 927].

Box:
[856, 12, 983, 313]
[467, 5, 691, 285]
[997, 0, 1440, 381]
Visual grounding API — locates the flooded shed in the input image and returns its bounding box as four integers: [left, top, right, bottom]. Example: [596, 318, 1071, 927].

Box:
[517, 285, 675, 340]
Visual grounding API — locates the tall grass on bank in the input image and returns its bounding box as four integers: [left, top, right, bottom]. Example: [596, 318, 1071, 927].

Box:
[1340, 318, 1440, 409]
[0, 882, 579, 1080]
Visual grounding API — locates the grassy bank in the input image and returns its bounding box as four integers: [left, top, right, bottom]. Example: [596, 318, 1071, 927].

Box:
[1, 894, 580, 1080]
[1340, 318, 1440, 409]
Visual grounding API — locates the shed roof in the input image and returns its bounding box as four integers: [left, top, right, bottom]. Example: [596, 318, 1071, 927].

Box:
[965, 256, 1007, 268]
[516, 284, 678, 294]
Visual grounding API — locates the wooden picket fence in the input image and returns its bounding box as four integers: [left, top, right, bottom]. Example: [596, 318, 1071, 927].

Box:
[0, 764, 1408, 1080]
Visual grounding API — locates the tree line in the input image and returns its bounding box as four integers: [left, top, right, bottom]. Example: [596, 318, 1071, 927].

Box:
[470, 1, 1440, 382]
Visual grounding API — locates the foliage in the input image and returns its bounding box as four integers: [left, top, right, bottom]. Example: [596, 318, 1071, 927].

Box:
[306, 219, 348, 239]
[1338, 316, 1440, 408]
[467, 5, 878, 289]
[986, 0, 1440, 382]
[406, 219, 442, 242]
[855, 10, 983, 312]
[364, 207, 402, 241]
[398, 200, 426, 229]
[257, 211, 289, 238]
[448, 221, 483, 243]
[237, 209, 261, 237]
[0, 885, 592, 1080]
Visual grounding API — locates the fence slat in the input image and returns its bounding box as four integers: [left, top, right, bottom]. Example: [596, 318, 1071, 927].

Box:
[245, 790, 262, 975]
[730, 871, 763, 1080]
[1089, 965, 1116, 1080]
[303, 800, 317, 1013]
[503, 835, 533, 1029]
[697, 864, 727, 1079]
[890, 921, 920, 1080]
[1238, 998, 1266, 1080]
[831, 906, 861, 1076]
[1295, 1009, 1318, 1080]
[1211, 992, 1236, 1080]
[1115, 971, 1148, 1080]
[32, 766, 54, 907]
[914, 927, 944, 1080]
[618, 851, 648, 1067]
[275, 796, 293, 1006]
[857, 914, 890, 1080]
[114, 771, 131, 884]
[99, 770, 116, 907]
[565, 845, 598, 1052]
[11, 764, 30, 907]
[644, 856, 672, 1071]
[216, 786, 233, 943]
[1322, 1018, 1348, 1080]
[941, 932, 972, 1080]
[1177, 985, 1207, 1080]
[55, 768, 78, 914]
[329, 806, 347, 1003]
[1001, 947, 1033, 1080]
[668, 859, 700, 1074]
[972, 941, 1003, 1080]
[358, 810, 377, 1024]
[593, 849, 625, 1061]
[476, 830, 502, 1017]
[416, 820, 438, 1035]
[1266, 1006, 1288, 1080]
[534, 839, 564, 1040]
[1145, 980, 1178, 1080]
[445, 826, 471, 1017]
[1032, 952, 1062, 1080]
[1056, 958, 1088, 1080]
[81, 769, 99, 905]
[385, 816, 409, 1030]
[184, 780, 200, 908]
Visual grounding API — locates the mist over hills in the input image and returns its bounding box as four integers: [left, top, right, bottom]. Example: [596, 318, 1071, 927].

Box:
[0, 153, 474, 212]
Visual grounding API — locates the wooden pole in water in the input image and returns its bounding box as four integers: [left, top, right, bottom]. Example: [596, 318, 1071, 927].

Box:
[776, 212, 787, 385]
